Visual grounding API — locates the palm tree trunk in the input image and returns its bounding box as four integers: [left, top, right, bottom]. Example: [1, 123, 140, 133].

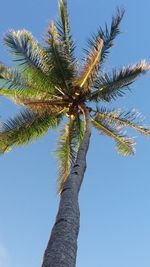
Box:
[41, 106, 91, 267]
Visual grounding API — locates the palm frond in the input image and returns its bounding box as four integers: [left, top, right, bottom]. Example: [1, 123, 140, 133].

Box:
[23, 68, 58, 95]
[56, 0, 76, 64]
[0, 64, 32, 90]
[0, 88, 55, 107]
[0, 63, 57, 97]
[4, 30, 49, 72]
[91, 116, 135, 156]
[45, 22, 75, 93]
[95, 107, 150, 136]
[0, 110, 62, 154]
[75, 37, 103, 91]
[73, 114, 84, 149]
[98, 8, 125, 64]
[56, 114, 84, 192]
[56, 120, 75, 192]
[3, 31, 58, 94]
[24, 100, 66, 115]
[90, 60, 150, 102]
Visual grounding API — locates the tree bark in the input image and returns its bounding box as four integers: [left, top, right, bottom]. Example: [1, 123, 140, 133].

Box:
[41, 106, 91, 267]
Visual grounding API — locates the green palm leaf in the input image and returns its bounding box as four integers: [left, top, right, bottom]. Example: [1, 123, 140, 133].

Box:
[0, 64, 28, 89]
[56, 115, 84, 192]
[0, 64, 57, 97]
[57, 0, 76, 63]
[90, 60, 150, 102]
[4, 30, 49, 72]
[0, 88, 61, 112]
[0, 86, 51, 100]
[3, 31, 57, 93]
[23, 68, 58, 95]
[56, 121, 75, 192]
[45, 22, 75, 94]
[0, 110, 62, 154]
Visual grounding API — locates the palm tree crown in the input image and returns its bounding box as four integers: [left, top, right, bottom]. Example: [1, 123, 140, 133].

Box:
[0, 0, 150, 191]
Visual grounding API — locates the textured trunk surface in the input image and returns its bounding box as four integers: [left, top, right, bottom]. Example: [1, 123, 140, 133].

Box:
[41, 108, 91, 267]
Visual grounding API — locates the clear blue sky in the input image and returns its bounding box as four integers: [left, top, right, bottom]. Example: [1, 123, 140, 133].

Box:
[0, 1, 150, 267]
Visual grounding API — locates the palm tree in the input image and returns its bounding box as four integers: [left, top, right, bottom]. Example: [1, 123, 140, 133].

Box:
[0, 0, 150, 266]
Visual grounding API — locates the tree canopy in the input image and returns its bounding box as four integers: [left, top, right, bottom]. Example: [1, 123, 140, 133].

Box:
[0, 0, 150, 192]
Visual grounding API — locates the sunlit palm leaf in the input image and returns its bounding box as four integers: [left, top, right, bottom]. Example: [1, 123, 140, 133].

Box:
[0, 64, 29, 89]
[56, 120, 75, 192]
[4, 30, 49, 72]
[46, 22, 74, 93]
[0, 88, 57, 109]
[57, 0, 76, 63]
[76, 37, 103, 91]
[23, 68, 57, 95]
[0, 110, 62, 154]
[91, 117, 135, 156]
[73, 114, 84, 149]
[24, 100, 66, 115]
[0, 63, 56, 96]
[56, 114, 84, 192]
[90, 60, 150, 101]
[95, 107, 150, 136]
[3, 30, 57, 92]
